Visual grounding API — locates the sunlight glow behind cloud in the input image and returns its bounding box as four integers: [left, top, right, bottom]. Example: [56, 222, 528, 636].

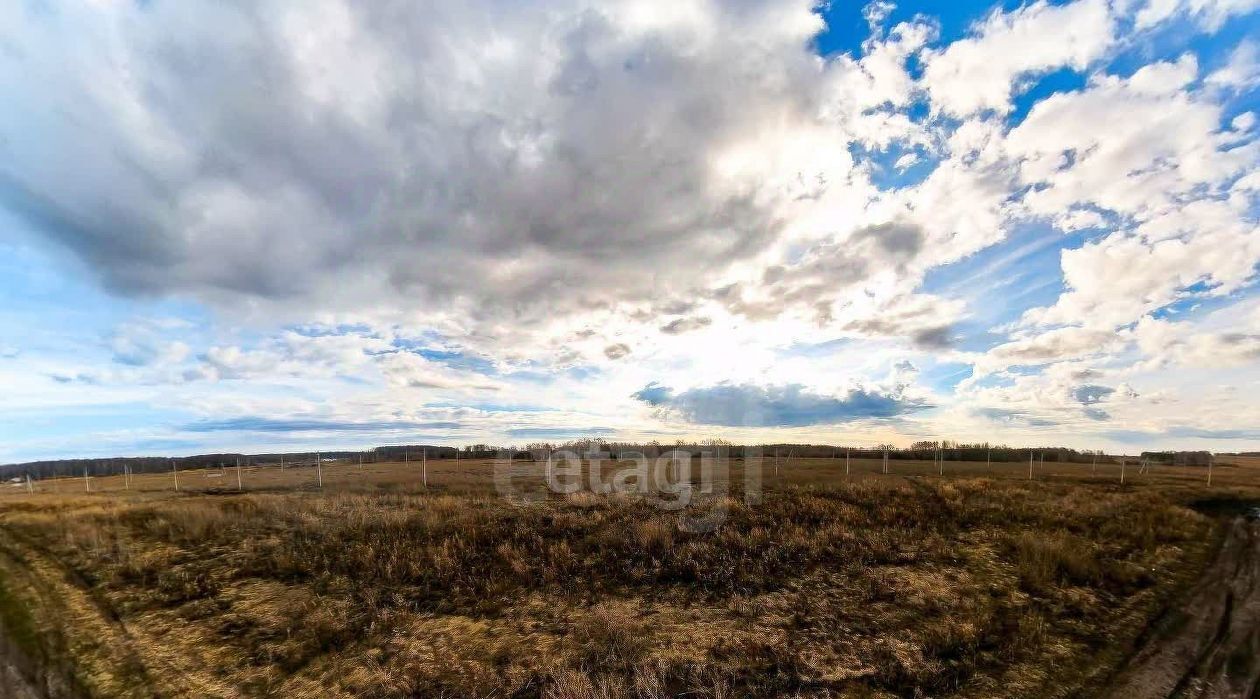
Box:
[0, 0, 1257, 461]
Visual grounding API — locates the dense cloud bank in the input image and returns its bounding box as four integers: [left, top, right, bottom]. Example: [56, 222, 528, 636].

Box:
[1, 0, 1258, 457]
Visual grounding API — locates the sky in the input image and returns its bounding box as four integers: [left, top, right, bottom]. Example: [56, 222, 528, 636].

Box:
[1, 0, 1259, 462]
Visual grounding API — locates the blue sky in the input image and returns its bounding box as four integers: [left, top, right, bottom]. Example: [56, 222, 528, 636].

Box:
[1, 0, 1258, 462]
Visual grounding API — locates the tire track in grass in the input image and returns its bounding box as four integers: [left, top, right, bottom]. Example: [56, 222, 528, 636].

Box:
[0, 521, 243, 698]
[1101, 512, 1260, 698]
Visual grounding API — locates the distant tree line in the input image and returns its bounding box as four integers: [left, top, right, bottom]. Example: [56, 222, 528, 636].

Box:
[2, 440, 1212, 481]
[1140, 451, 1212, 466]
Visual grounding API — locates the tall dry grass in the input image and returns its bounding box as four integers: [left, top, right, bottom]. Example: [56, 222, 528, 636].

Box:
[0, 479, 1221, 697]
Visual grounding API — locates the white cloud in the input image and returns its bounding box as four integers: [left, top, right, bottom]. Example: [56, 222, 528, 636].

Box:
[1206, 40, 1260, 89]
[973, 326, 1123, 377]
[1004, 55, 1260, 329]
[921, 0, 1115, 116]
[1134, 0, 1260, 30]
[1132, 302, 1260, 369]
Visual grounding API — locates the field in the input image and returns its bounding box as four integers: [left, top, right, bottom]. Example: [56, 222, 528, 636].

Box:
[9, 452, 1256, 497]
[0, 454, 1256, 698]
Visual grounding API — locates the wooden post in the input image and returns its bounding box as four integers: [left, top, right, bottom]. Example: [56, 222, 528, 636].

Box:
[25, 474, 33, 495]
[84, 467, 90, 493]
[938, 446, 944, 476]
[316, 452, 323, 489]
[236, 458, 243, 491]
[359, 453, 364, 471]
[1207, 454, 1214, 486]
[1120, 456, 1126, 485]
[1028, 452, 1034, 481]
[422, 449, 428, 488]
[845, 449, 850, 481]
[986, 448, 990, 471]
[883, 448, 889, 474]
[172, 458, 180, 492]
[281, 453, 285, 470]
[1092, 454, 1097, 476]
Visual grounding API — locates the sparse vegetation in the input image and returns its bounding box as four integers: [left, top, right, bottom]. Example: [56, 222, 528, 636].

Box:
[0, 467, 1239, 698]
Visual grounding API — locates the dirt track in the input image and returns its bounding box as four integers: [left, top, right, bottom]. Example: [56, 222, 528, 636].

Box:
[1103, 512, 1260, 698]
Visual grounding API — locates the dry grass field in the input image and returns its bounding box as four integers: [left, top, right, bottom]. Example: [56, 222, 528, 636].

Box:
[0, 454, 1255, 697]
[9, 452, 1257, 497]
